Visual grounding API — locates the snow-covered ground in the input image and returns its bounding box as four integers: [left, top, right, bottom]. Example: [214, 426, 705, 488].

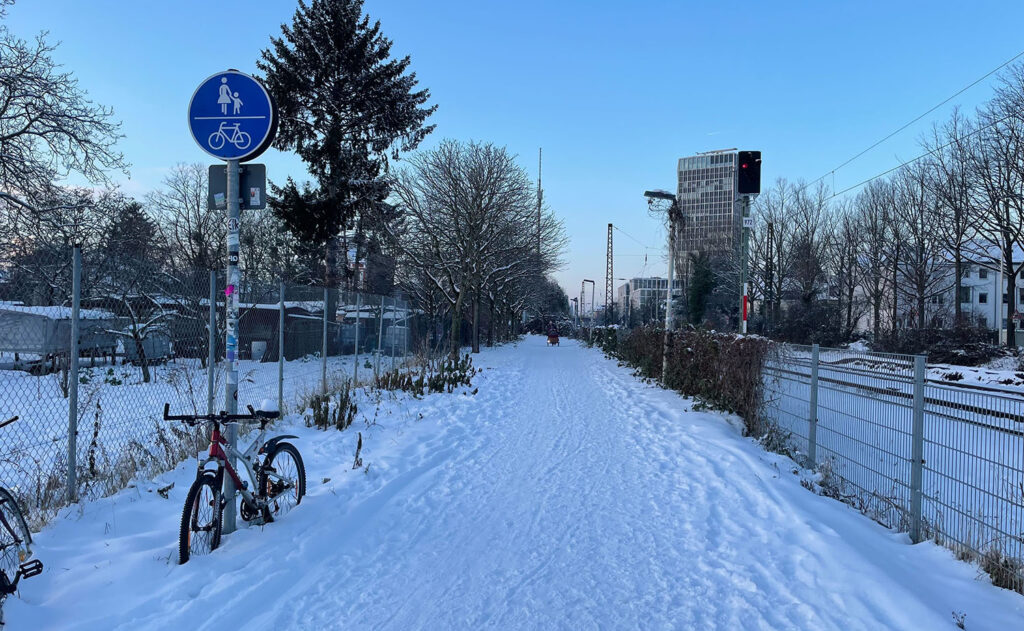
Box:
[929, 355, 1024, 391]
[7, 336, 1023, 630]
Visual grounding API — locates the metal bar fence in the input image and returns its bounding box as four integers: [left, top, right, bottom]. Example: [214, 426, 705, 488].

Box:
[762, 342, 1024, 592]
[0, 245, 413, 527]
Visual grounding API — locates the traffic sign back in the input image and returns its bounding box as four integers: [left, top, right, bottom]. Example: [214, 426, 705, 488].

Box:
[188, 70, 276, 161]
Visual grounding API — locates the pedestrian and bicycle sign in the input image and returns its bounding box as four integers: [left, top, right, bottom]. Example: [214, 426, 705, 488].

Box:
[188, 70, 277, 161]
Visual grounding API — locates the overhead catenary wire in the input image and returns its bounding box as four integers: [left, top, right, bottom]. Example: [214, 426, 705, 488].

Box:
[612, 225, 654, 251]
[826, 107, 1017, 200]
[799, 46, 1024, 195]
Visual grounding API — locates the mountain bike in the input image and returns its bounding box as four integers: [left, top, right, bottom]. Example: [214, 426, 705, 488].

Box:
[162, 404, 306, 564]
[0, 417, 43, 628]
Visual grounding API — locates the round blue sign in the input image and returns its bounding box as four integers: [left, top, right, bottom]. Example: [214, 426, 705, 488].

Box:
[188, 70, 276, 161]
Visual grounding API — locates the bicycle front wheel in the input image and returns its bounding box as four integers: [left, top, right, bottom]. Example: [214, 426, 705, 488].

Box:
[0, 488, 30, 585]
[179, 473, 222, 565]
[259, 442, 305, 521]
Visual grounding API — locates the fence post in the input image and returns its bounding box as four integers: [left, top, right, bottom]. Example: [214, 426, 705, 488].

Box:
[376, 295, 385, 379]
[807, 343, 819, 468]
[321, 286, 329, 396]
[910, 354, 926, 543]
[207, 270, 216, 415]
[354, 292, 361, 384]
[390, 297, 396, 371]
[278, 281, 285, 414]
[66, 245, 81, 503]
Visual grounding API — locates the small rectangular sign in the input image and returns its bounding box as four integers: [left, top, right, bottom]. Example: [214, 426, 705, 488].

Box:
[208, 163, 267, 210]
[742, 217, 754, 229]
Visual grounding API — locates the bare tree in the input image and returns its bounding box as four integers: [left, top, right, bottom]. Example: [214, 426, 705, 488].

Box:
[0, 21, 127, 207]
[751, 178, 797, 329]
[892, 163, 949, 329]
[965, 93, 1024, 347]
[827, 199, 867, 337]
[147, 163, 221, 275]
[921, 108, 979, 327]
[855, 180, 895, 339]
[390, 140, 563, 355]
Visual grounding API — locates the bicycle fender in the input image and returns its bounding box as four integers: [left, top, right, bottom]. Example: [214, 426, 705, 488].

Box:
[260, 435, 299, 455]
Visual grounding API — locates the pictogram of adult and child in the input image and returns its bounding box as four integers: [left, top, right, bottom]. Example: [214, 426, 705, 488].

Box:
[218, 77, 243, 115]
[208, 77, 251, 150]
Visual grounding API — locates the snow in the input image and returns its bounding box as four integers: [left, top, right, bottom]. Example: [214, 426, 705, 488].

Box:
[7, 337, 1024, 629]
[929, 355, 1024, 391]
[0, 305, 114, 320]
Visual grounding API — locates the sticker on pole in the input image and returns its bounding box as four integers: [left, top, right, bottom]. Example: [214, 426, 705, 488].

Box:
[188, 70, 277, 161]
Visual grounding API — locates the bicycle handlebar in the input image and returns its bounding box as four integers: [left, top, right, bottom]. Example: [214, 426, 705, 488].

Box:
[162, 403, 280, 426]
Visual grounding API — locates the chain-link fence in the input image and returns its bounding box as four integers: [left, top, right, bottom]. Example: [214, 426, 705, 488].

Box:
[0, 245, 414, 526]
[762, 343, 1024, 592]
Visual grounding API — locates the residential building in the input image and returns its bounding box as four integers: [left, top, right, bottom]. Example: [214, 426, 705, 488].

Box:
[855, 245, 1024, 346]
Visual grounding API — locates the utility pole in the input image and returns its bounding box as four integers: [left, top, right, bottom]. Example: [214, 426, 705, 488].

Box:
[537, 148, 543, 257]
[606, 224, 613, 325]
[766, 221, 774, 333]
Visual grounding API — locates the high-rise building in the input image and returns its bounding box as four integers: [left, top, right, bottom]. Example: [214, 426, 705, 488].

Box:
[676, 150, 740, 279]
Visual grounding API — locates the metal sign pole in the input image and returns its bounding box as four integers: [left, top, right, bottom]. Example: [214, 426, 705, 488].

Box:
[222, 158, 240, 534]
[745, 195, 753, 335]
[188, 68, 276, 538]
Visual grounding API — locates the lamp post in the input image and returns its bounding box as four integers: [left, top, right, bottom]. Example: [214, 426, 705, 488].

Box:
[583, 279, 595, 323]
[644, 189, 681, 385]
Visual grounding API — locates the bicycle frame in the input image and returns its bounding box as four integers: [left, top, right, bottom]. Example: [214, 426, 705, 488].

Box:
[199, 422, 268, 509]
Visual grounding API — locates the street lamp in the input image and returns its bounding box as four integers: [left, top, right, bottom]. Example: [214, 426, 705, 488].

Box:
[582, 279, 595, 324]
[644, 189, 681, 385]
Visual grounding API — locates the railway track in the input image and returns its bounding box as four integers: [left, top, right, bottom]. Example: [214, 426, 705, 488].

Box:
[766, 359, 1024, 437]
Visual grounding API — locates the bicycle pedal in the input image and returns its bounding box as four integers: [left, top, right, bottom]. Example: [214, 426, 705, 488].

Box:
[19, 560, 42, 579]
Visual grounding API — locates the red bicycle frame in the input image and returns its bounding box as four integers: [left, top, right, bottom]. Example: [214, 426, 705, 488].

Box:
[208, 425, 245, 490]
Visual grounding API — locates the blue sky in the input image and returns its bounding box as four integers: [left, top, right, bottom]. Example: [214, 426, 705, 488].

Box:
[7, 1, 1024, 298]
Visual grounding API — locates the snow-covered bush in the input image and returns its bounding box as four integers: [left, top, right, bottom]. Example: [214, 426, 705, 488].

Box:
[611, 326, 770, 434]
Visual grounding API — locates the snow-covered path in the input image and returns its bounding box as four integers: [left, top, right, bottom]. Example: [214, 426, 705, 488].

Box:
[11, 337, 1024, 629]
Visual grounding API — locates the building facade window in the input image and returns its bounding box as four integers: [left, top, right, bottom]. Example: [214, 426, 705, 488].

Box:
[959, 287, 972, 303]
[980, 268, 988, 279]
[979, 292, 988, 304]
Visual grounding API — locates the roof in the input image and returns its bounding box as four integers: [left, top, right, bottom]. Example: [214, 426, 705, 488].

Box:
[0, 305, 115, 320]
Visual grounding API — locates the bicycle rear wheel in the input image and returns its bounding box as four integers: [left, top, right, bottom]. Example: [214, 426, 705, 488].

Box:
[178, 473, 222, 565]
[0, 488, 30, 591]
[259, 442, 305, 521]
